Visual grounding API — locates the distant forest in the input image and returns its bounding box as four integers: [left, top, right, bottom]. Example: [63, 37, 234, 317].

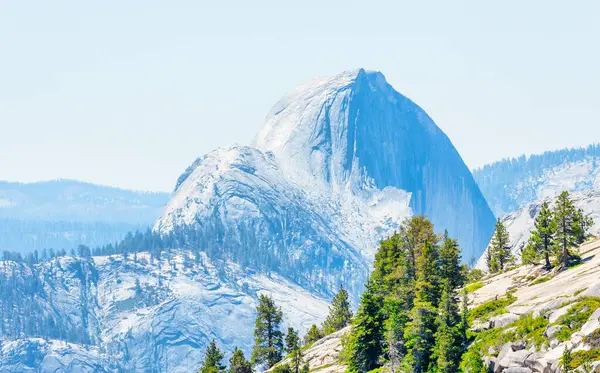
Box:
[473, 143, 600, 216]
[0, 219, 144, 253]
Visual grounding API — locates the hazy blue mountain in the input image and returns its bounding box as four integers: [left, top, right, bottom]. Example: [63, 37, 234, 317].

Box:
[473, 144, 600, 216]
[0, 179, 169, 252]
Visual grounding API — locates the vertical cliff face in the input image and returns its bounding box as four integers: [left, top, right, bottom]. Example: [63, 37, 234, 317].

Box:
[254, 69, 496, 261]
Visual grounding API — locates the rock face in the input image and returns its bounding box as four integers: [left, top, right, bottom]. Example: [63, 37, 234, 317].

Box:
[0, 252, 329, 373]
[469, 239, 600, 373]
[157, 69, 496, 298]
[476, 188, 600, 269]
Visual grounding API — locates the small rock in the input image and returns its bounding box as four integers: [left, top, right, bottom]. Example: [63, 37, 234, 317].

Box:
[512, 341, 527, 351]
[545, 325, 563, 339]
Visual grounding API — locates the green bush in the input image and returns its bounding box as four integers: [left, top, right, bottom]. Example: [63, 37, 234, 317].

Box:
[468, 269, 485, 283]
[570, 349, 600, 369]
[469, 292, 517, 323]
[465, 282, 484, 293]
[554, 297, 600, 342]
[530, 276, 551, 285]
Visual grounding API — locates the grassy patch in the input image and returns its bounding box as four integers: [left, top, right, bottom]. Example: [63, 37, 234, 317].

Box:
[530, 276, 551, 285]
[553, 296, 600, 342]
[469, 292, 517, 323]
[465, 282, 484, 293]
[570, 348, 600, 369]
[574, 288, 587, 297]
[466, 313, 549, 358]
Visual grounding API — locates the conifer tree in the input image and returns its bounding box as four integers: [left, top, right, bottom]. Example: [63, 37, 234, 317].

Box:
[573, 207, 593, 245]
[303, 324, 323, 345]
[403, 240, 439, 373]
[228, 347, 252, 373]
[523, 201, 556, 268]
[285, 327, 304, 373]
[432, 281, 462, 373]
[322, 285, 353, 334]
[198, 339, 226, 373]
[346, 281, 386, 373]
[553, 191, 578, 266]
[251, 294, 284, 369]
[489, 219, 512, 272]
[438, 231, 464, 291]
[560, 346, 573, 373]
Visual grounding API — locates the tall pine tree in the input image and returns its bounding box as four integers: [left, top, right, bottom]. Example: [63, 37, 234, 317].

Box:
[228, 347, 252, 373]
[285, 327, 304, 373]
[523, 201, 556, 268]
[322, 285, 353, 334]
[346, 280, 386, 373]
[489, 219, 512, 272]
[251, 294, 284, 369]
[198, 339, 226, 373]
[553, 191, 578, 266]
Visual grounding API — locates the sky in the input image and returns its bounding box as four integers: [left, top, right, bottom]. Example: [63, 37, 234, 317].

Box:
[1, 1, 599, 192]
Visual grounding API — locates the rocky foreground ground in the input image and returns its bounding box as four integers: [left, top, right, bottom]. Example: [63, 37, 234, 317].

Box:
[290, 238, 600, 373]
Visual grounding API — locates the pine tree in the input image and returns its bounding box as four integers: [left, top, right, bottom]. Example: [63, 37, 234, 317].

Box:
[573, 207, 593, 245]
[560, 346, 573, 373]
[251, 294, 284, 369]
[228, 347, 252, 373]
[403, 239, 439, 373]
[524, 201, 556, 268]
[553, 191, 578, 266]
[489, 219, 512, 272]
[322, 285, 353, 334]
[304, 324, 323, 345]
[347, 281, 386, 373]
[438, 231, 464, 292]
[432, 281, 461, 373]
[198, 339, 226, 373]
[285, 327, 304, 373]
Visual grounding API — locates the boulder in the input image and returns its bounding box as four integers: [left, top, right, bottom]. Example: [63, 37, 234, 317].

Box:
[583, 282, 600, 298]
[524, 352, 552, 373]
[498, 349, 533, 371]
[492, 314, 520, 328]
[580, 308, 600, 336]
[472, 320, 492, 332]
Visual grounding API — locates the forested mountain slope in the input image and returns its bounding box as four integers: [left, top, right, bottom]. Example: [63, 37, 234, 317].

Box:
[473, 144, 600, 216]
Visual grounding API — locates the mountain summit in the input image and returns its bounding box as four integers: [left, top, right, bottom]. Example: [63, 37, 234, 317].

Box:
[254, 69, 495, 260]
[157, 69, 496, 297]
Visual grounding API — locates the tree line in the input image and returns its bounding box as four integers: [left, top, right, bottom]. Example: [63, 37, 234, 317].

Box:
[344, 216, 469, 373]
[195, 286, 353, 373]
[486, 190, 594, 273]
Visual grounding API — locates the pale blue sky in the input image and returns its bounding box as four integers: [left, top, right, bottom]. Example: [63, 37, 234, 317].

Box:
[1, 1, 599, 192]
